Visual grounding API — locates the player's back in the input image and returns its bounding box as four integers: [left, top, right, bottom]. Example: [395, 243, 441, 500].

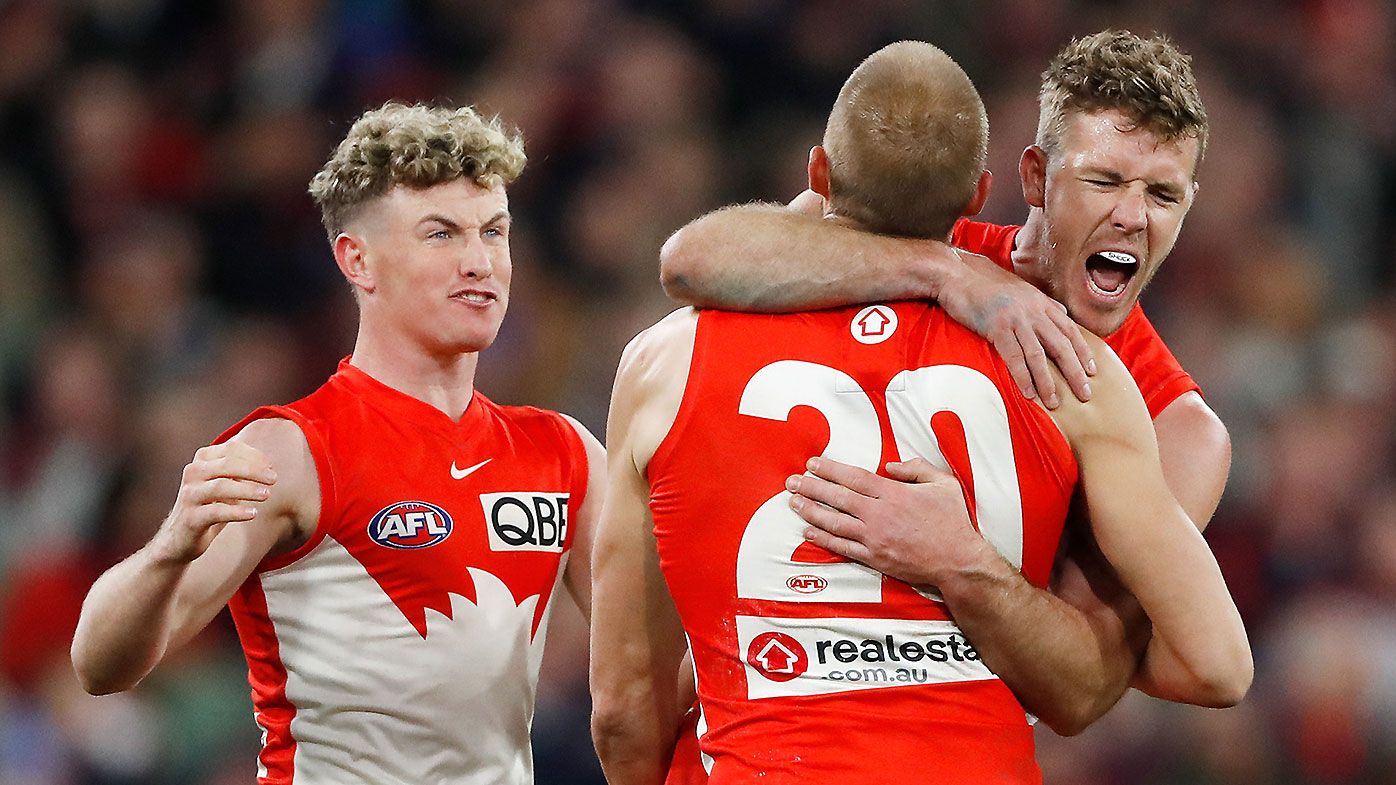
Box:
[647, 303, 1078, 784]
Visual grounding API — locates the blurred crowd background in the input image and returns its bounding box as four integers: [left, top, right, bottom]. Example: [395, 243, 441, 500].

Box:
[0, 0, 1393, 783]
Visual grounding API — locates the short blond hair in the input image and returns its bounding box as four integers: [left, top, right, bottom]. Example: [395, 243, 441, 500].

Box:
[309, 102, 526, 239]
[824, 41, 988, 239]
[1037, 30, 1208, 170]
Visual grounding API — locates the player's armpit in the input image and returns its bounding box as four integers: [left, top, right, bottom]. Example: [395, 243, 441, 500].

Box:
[1050, 337, 1252, 708]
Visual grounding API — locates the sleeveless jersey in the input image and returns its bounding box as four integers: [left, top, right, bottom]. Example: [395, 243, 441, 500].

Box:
[951, 218, 1202, 418]
[214, 359, 588, 785]
[649, 304, 1078, 784]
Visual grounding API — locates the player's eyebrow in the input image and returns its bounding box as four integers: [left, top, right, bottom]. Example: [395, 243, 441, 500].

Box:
[419, 214, 464, 233]
[1081, 167, 1125, 181]
[483, 210, 511, 227]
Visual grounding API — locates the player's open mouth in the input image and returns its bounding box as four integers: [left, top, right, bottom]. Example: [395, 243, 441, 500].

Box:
[1085, 251, 1138, 299]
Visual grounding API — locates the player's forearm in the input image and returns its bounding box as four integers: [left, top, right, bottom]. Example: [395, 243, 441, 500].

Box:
[71, 546, 188, 694]
[659, 204, 946, 311]
[937, 551, 1134, 735]
[1093, 504, 1252, 706]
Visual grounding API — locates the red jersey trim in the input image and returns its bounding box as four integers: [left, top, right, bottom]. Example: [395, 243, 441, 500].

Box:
[228, 577, 297, 784]
[215, 406, 336, 574]
[1142, 373, 1202, 419]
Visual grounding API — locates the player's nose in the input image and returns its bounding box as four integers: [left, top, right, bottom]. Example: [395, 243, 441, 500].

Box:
[1110, 188, 1148, 234]
[458, 236, 493, 279]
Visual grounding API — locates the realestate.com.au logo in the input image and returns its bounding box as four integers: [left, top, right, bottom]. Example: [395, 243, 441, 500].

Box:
[737, 616, 996, 699]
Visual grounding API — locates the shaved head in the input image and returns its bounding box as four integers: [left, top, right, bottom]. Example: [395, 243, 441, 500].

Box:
[823, 41, 988, 239]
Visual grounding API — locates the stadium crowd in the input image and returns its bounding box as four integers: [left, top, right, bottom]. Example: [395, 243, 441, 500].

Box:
[0, 1, 1393, 783]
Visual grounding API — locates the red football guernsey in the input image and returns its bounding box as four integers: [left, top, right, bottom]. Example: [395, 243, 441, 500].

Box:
[951, 218, 1202, 418]
[214, 359, 588, 785]
[649, 304, 1078, 784]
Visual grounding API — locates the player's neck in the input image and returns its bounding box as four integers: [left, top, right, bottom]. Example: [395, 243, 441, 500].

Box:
[348, 325, 480, 421]
[1009, 208, 1051, 292]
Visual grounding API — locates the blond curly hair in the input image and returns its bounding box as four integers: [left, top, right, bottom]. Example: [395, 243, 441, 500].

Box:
[309, 102, 526, 238]
[1037, 30, 1208, 171]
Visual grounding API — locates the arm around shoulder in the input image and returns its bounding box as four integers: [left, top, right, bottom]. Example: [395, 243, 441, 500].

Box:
[71, 417, 316, 694]
[658, 204, 944, 311]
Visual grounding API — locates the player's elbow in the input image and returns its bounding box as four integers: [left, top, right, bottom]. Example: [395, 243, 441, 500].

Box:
[590, 697, 646, 765]
[1040, 702, 1103, 737]
[70, 646, 136, 696]
[1182, 643, 1254, 708]
[1197, 653, 1253, 708]
[658, 226, 706, 304]
[70, 626, 153, 696]
[1035, 687, 1115, 737]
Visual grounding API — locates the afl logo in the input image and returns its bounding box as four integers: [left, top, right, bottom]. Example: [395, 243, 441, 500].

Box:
[368, 501, 453, 549]
[786, 574, 827, 594]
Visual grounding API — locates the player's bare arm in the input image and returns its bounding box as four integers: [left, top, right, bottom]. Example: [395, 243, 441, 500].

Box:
[790, 455, 1135, 735]
[560, 414, 606, 620]
[590, 309, 697, 785]
[71, 418, 317, 695]
[1047, 336, 1251, 706]
[792, 345, 1241, 728]
[659, 199, 1095, 410]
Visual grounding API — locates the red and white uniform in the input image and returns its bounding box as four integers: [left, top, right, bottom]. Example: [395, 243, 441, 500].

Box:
[664, 219, 1204, 784]
[650, 304, 1079, 784]
[215, 360, 588, 785]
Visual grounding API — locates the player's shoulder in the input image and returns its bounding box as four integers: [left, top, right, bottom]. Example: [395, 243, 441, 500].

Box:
[626, 307, 699, 355]
[1048, 329, 1149, 441]
[616, 307, 699, 389]
[226, 415, 311, 457]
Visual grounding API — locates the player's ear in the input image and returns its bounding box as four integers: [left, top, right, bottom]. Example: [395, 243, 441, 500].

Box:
[807, 146, 832, 201]
[334, 232, 376, 295]
[961, 170, 992, 216]
[1020, 145, 1047, 208]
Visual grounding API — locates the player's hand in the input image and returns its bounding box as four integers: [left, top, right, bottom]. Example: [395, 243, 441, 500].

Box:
[786, 456, 997, 589]
[938, 249, 1095, 408]
[149, 442, 278, 564]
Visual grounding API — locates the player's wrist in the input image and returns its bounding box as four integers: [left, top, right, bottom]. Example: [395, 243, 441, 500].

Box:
[910, 239, 961, 301]
[143, 525, 200, 569]
[932, 536, 1016, 603]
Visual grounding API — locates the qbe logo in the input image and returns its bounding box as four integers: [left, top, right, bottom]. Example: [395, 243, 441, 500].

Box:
[368, 501, 453, 549]
[746, 632, 809, 682]
[481, 492, 570, 553]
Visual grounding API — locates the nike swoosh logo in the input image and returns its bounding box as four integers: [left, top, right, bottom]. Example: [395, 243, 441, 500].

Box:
[450, 459, 492, 480]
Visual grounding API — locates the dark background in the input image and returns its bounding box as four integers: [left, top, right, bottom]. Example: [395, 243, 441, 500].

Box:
[1, 1, 1394, 783]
